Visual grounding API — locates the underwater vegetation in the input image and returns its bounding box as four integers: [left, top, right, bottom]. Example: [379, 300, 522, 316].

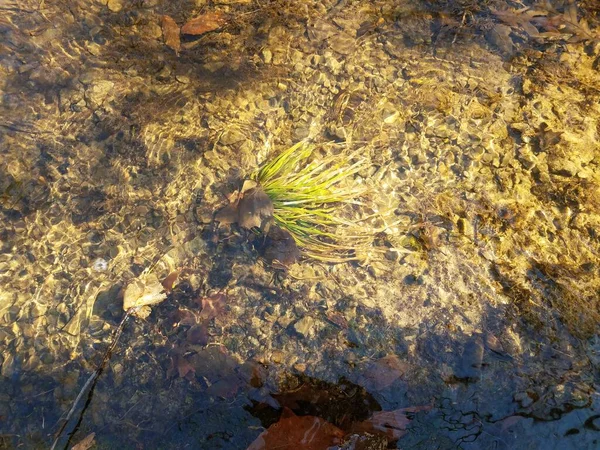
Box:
[249, 141, 378, 263]
[216, 141, 384, 264]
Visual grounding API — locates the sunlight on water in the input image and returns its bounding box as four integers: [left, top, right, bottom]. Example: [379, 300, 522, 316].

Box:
[0, 0, 599, 449]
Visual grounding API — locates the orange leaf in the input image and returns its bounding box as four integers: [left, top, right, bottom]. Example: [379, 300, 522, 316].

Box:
[162, 270, 180, 292]
[181, 12, 227, 36]
[247, 408, 344, 450]
[161, 15, 180, 55]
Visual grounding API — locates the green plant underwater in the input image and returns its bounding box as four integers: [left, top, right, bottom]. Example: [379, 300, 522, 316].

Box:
[251, 141, 374, 262]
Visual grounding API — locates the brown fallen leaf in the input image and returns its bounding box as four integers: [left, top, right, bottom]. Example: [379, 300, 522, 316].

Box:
[358, 354, 409, 391]
[181, 12, 227, 36]
[71, 432, 95, 450]
[354, 405, 431, 440]
[168, 352, 196, 380]
[237, 186, 274, 230]
[260, 225, 300, 267]
[186, 324, 209, 345]
[247, 408, 344, 450]
[197, 292, 227, 321]
[162, 270, 180, 293]
[161, 15, 180, 55]
[169, 308, 198, 327]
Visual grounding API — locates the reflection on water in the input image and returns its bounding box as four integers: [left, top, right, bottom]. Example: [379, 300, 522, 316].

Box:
[1, 0, 599, 448]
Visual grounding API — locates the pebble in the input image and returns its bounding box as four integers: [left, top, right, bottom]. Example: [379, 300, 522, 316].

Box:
[106, 0, 123, 12]
[86, 80, 115, 105]
[293, 316, 316, 338]
[455, 335, 484, 380]
[261, 48, 272, 64]
[92, 258, 108, 272]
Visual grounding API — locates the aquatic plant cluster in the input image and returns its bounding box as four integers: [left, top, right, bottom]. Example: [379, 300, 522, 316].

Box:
[250, 141, 373, 262]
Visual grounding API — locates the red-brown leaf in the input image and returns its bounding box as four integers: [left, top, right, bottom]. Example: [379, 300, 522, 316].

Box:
[247, 408, 344, 450]
[169, 353, 195, 379]
[161, 15, 180, 55]
[197, 293, 227, 321]
[181, 12, 227, 36]
[354, 406, 431, 440]
[162, 270, 180, 292]
[358, 355, 409, 391]
[186, 324, 209, 345]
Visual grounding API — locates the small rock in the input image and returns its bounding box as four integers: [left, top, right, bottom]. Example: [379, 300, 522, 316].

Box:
[1, 353, 15, 378]
[271, 350, 284, 364]
[86, 80, 115, 106]
[261, 48, 272, 64]
[514, 391, 534, 408]
[40, 352, 55, 365]
[92, 258, 108, 272]
[106, 0, 123, 13]
[220, 128, 246, 145]
[293, 316, 315, 338]
[548, 158, 578, 177]
[112, 362, 124, 386]
[454, 335, 484, 380]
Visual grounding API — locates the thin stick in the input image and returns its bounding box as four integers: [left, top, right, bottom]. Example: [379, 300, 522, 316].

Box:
[50, 308, 135, 450]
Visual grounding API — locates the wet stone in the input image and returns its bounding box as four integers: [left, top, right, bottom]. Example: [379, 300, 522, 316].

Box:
[454, 335, 484, 380]
[40, 352, 55, 365]
[293, 316, 316, 338]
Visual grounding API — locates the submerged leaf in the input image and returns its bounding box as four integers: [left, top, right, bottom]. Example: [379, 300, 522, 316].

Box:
[181, 12, 227, 36]
[71, 433, 95, 450]
[197, 292, 227, 321]
[168, 352, 196, 379]
[354, 406, 431, 440]
[123, 274, 167, 312]
[161, 15, 180, 55]
[247, 408, 344, 450]
[237, 187, 274, 230]
[358, 355, 409, 391]
[260, 225, 301, 266]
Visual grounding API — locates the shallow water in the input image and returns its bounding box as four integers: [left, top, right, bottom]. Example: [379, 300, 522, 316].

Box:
[1, 0, 599, 449]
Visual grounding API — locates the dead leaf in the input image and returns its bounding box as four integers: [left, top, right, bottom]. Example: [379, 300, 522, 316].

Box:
[166, 308, 198, 329]
[161, 15, 180, 55]
[207, 373, 245, 399]
[71, 432, 95, 450]
[358, 355, 409, 391]
[168, 353, 196, 379]
[237, 186, 274, 230]
[197, 292, 227, 321]
[260, 225, 300, 267]
[498, 414, 525, 432]
[215, 203, 239, 225]
[491, 4, 598, 43]
[186, 324, 209, 345]
[123, 274, 167, 313]
[247, 408, 344, 450]
[354, 406, 431, 440]
[162, 270, 180, 292]
[181, 12, 227, 36]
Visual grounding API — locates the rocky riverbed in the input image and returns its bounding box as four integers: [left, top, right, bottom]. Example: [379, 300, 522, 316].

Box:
[1, 0, 599, 449]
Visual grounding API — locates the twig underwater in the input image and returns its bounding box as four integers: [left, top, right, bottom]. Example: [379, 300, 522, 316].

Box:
[51, 274, 168, 450]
